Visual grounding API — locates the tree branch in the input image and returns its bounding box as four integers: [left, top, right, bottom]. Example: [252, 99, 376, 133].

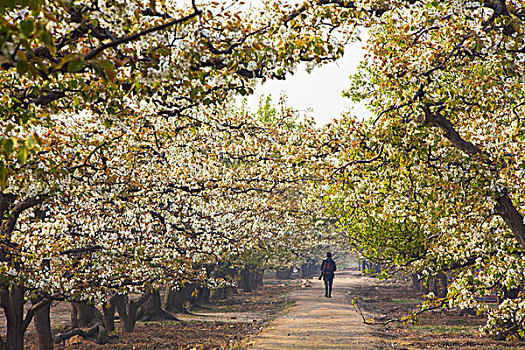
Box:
[23, 297, 51, 332]
[425, 109, 484, 157]
[419, 107, 525, 248]
[84, 4, 202, 61]
[1, 195, 48, 237]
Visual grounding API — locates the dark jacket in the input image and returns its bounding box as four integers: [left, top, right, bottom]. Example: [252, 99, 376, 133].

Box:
[321, 258, 337, 279]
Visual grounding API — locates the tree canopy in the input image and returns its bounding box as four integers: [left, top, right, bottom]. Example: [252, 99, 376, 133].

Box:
[3, 0, 525, 347]
[325, 0, 525, 340]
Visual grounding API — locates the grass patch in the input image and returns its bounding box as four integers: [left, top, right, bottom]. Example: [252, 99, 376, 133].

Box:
[391, 298, 419, 304]
[414, 324, 477, 334]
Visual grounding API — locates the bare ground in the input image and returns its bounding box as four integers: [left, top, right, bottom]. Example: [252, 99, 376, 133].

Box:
[345, 270, 525, 350]
[20, 280, 298, 350]
[9, 270, 525, 349]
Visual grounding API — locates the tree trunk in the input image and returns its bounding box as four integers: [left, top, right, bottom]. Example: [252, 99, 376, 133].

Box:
[254, 269, 264, 288]
[302, 260, 316, 278]
[111, 294, 135, 333]
[102, 300, 116, 334]
[32, 297, 53, 350]
[495, 194, 525, 248]
[420, 277, 429, 294]
[0, 286, 27, 350]
[137, 290, 177, 322]
[71, 302, 102, 328]
[275, 268, 292, 279]
[411, 273, 421, 292]
[111, 292, 151, 333]
[163, 284, 195, 313]
[211, 286, 236, 300]
[239, 268, 253, 292]
[431, 272, 448, 298]
[301, 263, 309, 278]
[194, 285, 211, 307]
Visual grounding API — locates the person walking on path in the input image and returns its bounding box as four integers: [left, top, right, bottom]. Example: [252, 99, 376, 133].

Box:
[320, 252, 337, 298]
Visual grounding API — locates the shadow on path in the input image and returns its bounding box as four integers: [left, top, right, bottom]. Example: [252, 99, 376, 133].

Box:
[246, 270, 379, 349]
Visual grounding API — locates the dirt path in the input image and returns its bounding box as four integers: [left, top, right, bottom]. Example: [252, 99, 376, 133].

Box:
[246, 270, 379, 349]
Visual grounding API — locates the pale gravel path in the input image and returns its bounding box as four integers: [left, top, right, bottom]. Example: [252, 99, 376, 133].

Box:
[245, 270, 379, 350]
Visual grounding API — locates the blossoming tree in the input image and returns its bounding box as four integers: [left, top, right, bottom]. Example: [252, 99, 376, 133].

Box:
[0, 0, 358, 349]
[324, 0, 525, 339]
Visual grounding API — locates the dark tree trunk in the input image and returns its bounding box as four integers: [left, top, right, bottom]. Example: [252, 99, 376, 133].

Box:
[361, 259, 369, 271]
[254, 269, 264, 288]
[301, 263, 309, 278]
[275, 268, 292, 279]
[32, 297, 53, 350]
[196, 286, 210, 306]
[430, 272, 448, 298]
[71, 302, 102, 328]
[411, 273, 421, 292]
[239, 268, 253, 292]
[495, 194, 525, 248]
[210, 265, 237, 300]
[420, 277, 429, 294]
[0, 286, 26, 350]
[102, 300, 116, 333]
[137, 290, 177, 322]
[163, 284, 195, 313]
[301, 260, 316, 278]
[111, 292, 151, 333]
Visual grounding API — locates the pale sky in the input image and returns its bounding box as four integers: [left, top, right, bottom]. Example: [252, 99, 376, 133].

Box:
[241, 37, 371, 126]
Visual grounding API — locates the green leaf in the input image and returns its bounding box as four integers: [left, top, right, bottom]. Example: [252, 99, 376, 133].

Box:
[41, 30, 53, 48]
[0, 161, 6, 189]
[26, 135, 36, 149]
[3, 138, 14, 157]
[5, 123, 14, 134]
[67, 59, 85, 73]
[1, 0, 15, 8]
[18, 146, 28, 164]
[16, 59, 29, 75]
[95, 59, 116, 82]
[19, 20, 35, 38]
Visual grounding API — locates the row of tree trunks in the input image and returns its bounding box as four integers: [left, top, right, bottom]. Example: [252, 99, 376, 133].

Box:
[300, 259, 317, 279]
[211, 285, 237, 300]
[275, 268, 292, 279]
[239, 268, 264, 292]
[358, 259, 370, 272]
[359, 259, 382, 276]
[2, 273, 252, 350]
[411, 272, 449, 298]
